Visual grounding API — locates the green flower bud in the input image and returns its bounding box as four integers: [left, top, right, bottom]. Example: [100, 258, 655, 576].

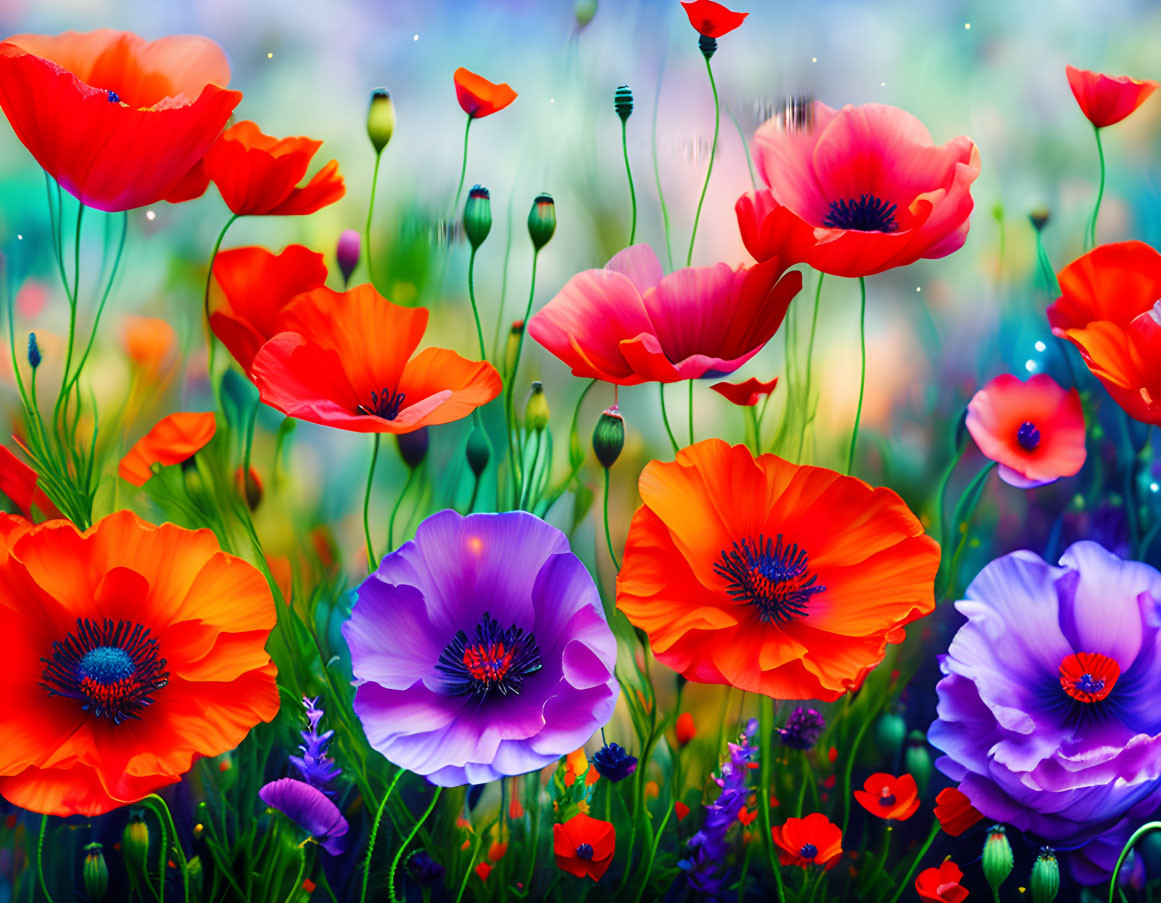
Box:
[504, 321, 524, 376]
[367, 88, 396, 154]
[575, 0, 598, 27]
[525, 382, 550, 432]
[904, 730, 932, 795]
[592, 406, 625, 469]
[982, 825, 1014, 893]
[83, 843, 108, 902]
[466, 425, 491, 478]
[464, 185, 492, 249]
[874, 712, 906, 758]
[1031, 847, 1059, 903]
[614, 85, 633, 122]
[527, 193, 556, 251]
[123, 811, 150, 876]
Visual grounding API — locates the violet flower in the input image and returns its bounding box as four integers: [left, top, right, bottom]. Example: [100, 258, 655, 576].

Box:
[289, 696, 340, 795]
[776, 706, 826, 750]
[259, 778, 348, 855]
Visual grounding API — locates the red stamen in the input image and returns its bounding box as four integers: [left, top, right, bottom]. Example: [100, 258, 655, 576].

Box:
[1059, 651, 1120, 703]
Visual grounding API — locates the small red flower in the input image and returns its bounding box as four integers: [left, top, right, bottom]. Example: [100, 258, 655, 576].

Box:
[771, 813, 842, 870]
[553, 813, 615, 881]
[676, 712, 696, 746]
[1066, 65, 1158, 129]
[681, 0, 748, 38]
[916, 858, 969, 903]
[738, 807, 758, 826]
[474, 862, 492, 882]
[933, 787, 983, 837]
[711, 376, 778, 407]
[454, 67, 516, 119]
[0, 446, 61, 521]
[488, 841, 508, 862]
[675, 801, 691, 821]
[119, 412, 216, 486]
[201, 120, 345, 216]
[853, 773, 919, 821]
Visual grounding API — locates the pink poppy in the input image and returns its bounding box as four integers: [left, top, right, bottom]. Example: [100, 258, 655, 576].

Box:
[965, 374, 1086, 489]
[1066, 65, 1158, 129]
[736, 101, 980, 278]
[527, 244, 801, 386]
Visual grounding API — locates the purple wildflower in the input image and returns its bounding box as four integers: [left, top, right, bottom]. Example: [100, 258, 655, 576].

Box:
[592, 741, 637, 783]
[289, 696, 341, 794]
[776, 706, 826, 750]
[259, 778, 348, 855]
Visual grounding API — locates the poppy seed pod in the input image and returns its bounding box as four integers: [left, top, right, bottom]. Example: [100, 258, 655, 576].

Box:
[464, 185, 492, 249]
[466, 425, 491, 478]
[82, 843, 108, 902]
[982, 825, 1013, 893]
[396, 426, 430, 469]
[527, 193, 556, 250]
[1030, 847, 1059, 903]
[575, 0, 598, 27]
[525, 382, 550, 432]
[614, 85, 633, 122]
[27, 332, 41, 369]
[1029, 208, 1051, 232]
[367, 88, 395, 153]
[699, 34, 718, 59]
[592, 406, 625, 469]
[122, 813, 150, 873]
[505, 321, 525, 376]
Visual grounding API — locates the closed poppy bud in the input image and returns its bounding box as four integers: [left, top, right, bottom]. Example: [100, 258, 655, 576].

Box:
[1031, 847, 1059, 903]
[575, 0, 598, 27]
[982, 825, 1013, 893]
[336, 229, 360, 286]
[396, 426, 430, 469]
[527, 193, 556, 250]
[27, 332, 41, 369]
[235, 465, 262, 510]
[904, 730, 932, 794]
[193, 822, 205, 840]
[614, 85, 633, 122]
[505, 321, 525, 375]
[83, 843, 108, 902]
[592, 406, 625, 469]
[367, 88, 395, 154]
[464, 185, 492, 249]
[676, 711, 696, 746]
[1029, 208, 1050, 232]
[525, 382, 550, 432]
[466, 425, 491, 477]
[123, 812, 150, 873]
[187, 856, 203, 893]
[875, 712, 906, 757]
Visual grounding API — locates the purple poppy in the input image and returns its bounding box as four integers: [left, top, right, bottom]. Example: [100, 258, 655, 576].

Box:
[928, 541, 1161, 884]
[343, 509, 619, 786]
[259, 778, 349, 855]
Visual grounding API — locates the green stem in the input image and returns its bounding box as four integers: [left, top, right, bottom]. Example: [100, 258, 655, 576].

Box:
[64, 211, 128, 401]
[841, 704, 874, 836]
[37, 814, 54, 903]
[466, 246, 488, 360]
[520, 429, 543, 510]
[1086, 125, 1106, 251]
[942, 461, 997, 599]
[602, 467, 620, 569]
[58, 202, 84, 402]
[847, 276, 867, 474]
[387, 466, 417, 551]
[651, 53, 674, 270]
[621, 119, 637, 245]
[1111, 822, 1161, 903]
[360, 770, 404, 903]
[886, 821, 939, 903]
[388, 788, 443, 903]
[726, 103, 757, 189]
[687, 55, 719, 266]
[934, 438, 968, 550]
[797, 272, 825, 461]
[283, 847, 306, 903]
[505, 250, 540, 505]
[363, 434, 381, 571]
[687, 380, 695, 445]
[452, 115, 474, 216]
[365, 151, 383, 285]
[631, 807, 672, 903]
[658, 383, 679, 454]
[202, 214, 239, 409]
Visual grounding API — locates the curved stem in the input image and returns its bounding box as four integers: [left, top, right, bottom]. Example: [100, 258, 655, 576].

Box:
[466, 246, 488, 360]
[942, 461, 997, 599]
[651, 47, 674, 271]
[64, 211, 127, 401]
[283, 847, 306, 903]
[687, 55, 719, 266]
[520, 429, 543, 510]
[1111, 822, 1161, 903]
[365, 150, 383, 285]
[885, 821, 939, 903]
[797, 272, 825, 461]
[363, 434, 381, 570]
[58, 202, 84, 400]
[202, 214, 239, 409]
[142, 794, 189, 903]
[847, 276, 867, 474]
[452, 115, 473, 216]
[387, 466, 417, 552]
[657, 383, 680, 454]
[37, 814, 54, 903]
[841, 705, 874, 837]
[621, 119, 637, 245]
[388, 787, 443, 903]
[1086, 125, 1106, 251]
[360, 770, 404, 903]
[602, 467, 620, 569]
[505, 250, 540, 506]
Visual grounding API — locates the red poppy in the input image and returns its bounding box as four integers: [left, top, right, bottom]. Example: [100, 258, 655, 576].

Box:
[1049, 241, 1161, 424]
[771, 813, 842, 870]
[0, 510, 278, 815]
[711, 376, 778, 407]
[209, 244, 328, 372]
[617, 440, 938, 701]
[119, 412, 216, 486]
[736, 101, 980, 278]
[200, 120, 345, 216]
[934, 786, 984, 837]
[676, 712, 697, 746]
[1066, 65, 1158, 129]
[248, 285, 502, 434]
[528, 244, 801, 386]
[454, 67, 516, 118]
[0, 447, 61, 520]
[0, 30, 240, 212]
[853, 773, 919, 821]
[553, 813, 615, 881]
[965, 374, 1086, 488]
[681, 0, 748, 38]
[916, 859, 969, 903]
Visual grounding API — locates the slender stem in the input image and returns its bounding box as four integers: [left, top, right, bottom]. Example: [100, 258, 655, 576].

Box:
[934, 440, 967, 549]
[621, 119, 637, 244]
[520, 429, 543, 510]
[651, 51, 674, 271]
[365, 151, 383, 284]
[506, 250, 540, 505]
[631, 807, 673, 903]
[360, 770, 404, 903]
[387, 466, 417, 551]
[1111, 822, 1161, 903]
[726, 103, 757, 189]
[942, 461, 997, 599]
[37, 814, 54, 903]
[65, 211, 128, 400]
[841, 703, 874, 836]
[658, 383, 679, 453]
[283, 848, 306, 903]
[1086, 125, 1106, 251]
[202, 214, 239, 407]
[466, 246, 488, 360]
[388, 788, 443, 903]
[847, 276, 868, 474]
[687, 55, 720, 266]
[687, 380, 695, 445]
[452, 115, 473, 216]
[58, 202, 84, 401]
[363, 434, 381, 570]
[602, 467, 620, 569]
[797, 272, 825, 461]
[886, 821, 940, 903]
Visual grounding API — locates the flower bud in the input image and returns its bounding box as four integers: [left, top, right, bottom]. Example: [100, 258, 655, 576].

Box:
[982, 825, 1013, 893]
[336, 229, 360, 286]
[875, 711, 906, 758]
[236, 465, 262, 511]
[1029, 208, 1051, 233]
[527, 193, 556, 251]
[27, 332, 41, 369]
[575, 0, 598, 27]
[699, 34, 718, 60]
[614, 85, 633, 122]
[592, 741, 637, 782]
[83, 843, 108, 902]
[1031, 847, 1059, 903]
[904, 730, 932, 794]
[466, 425, 491, 478]
[396, 426, 429, 469]
[123, 811, 150, 874]
[504, 321, 524, 376]
[367, 88, 395, 154]
[524, 382, 550, 432]
[464, 185, 492, 249]
[592, 406, 625, 469]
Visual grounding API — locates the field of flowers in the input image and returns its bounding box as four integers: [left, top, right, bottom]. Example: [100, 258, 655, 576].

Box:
[0, 0, 1159, 901]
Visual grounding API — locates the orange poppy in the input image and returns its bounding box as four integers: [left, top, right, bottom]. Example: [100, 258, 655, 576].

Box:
[0, 446, 61, 520]
[553, 813, 615, 881]
[248, 285, 502, 434]
[1049, 240, 1161, 424]
[209, 244, 328, 372]
[853, 773, 919, 821]
[119, 412, 216, 486]
[1066, 65, 1158, 129]
[711, 376, 778, 407]
[454, 67, 517, 118]
[616, 439, 938, 701]
[0, 30, 240, 212]
[0, 510, 278, 815]
[122, 316, 176, 376]
[201, 120, 345, 217]
[771, 813, 842, 870]
[934, 786, 984, 837]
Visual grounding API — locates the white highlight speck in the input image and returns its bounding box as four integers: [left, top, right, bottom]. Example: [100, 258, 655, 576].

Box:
[964, 22, 971, 29]
[16, 234, 22, 240]
[1025, 359, 1037, 372]
[915, 286, 921, 292]
[811, 57, 817, 63]
[145, 210, 156, 221]
[550, 98, 556, 104]
[1152, 482, 1160, 493]
[880, 82, 886, 88]
[1035, 340, 1046, 352]
[266, 51, 273, 59]
[413, 34, 419, 41]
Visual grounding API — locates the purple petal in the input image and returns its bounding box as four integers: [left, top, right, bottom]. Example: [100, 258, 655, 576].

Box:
[343, 581, 444, 690]
[259, 779, 348, 855]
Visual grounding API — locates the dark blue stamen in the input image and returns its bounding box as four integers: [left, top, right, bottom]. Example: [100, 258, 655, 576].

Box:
[714, 535, 825, 625]
[358, 388, 406, 420]
[41, 618, 168, 724]
[107, 90, 120, 103]
[436, 612, 542, 700]
[878, 793, 896, 808]
[822, 194, 899, 232]
[800, 843, 818, 860]
[575, 843, 594, 860]
[1017, 420, 1041, 451]
[1076, 673, 1104, 695]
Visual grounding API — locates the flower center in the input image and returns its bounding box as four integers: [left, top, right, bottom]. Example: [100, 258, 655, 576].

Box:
[107, 90, 120, 103]
[878, 786, 896, 808]
[822, 194, 899, 232]
[436, 613, 542, 699]
[714, 535, 825, 625]
[799, 843, 818, 860]
[1059, 651, 1120, 703]
[41, 618, 169, 724]
[575, 843, 594, 860]
[357, 388, 406, 420]
[1017, 421, 1041, 451]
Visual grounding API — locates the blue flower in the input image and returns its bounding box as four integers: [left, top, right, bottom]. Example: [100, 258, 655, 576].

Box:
[592, 742, 637, 783]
